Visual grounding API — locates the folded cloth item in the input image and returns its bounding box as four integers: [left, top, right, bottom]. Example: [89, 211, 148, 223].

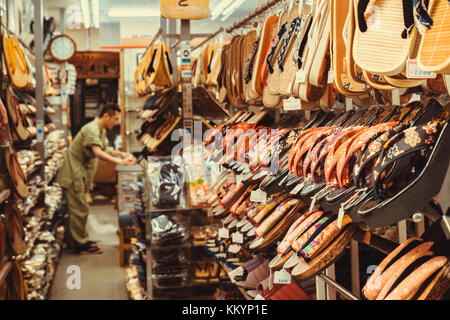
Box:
[151, 215, 174, 234]
[233, 255, 266, 282]
[157, 163, 183, 207]
[236, 259, 270, 289]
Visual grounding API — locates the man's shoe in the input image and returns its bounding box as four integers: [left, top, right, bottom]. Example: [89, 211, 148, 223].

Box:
[75, 242, 104, 254]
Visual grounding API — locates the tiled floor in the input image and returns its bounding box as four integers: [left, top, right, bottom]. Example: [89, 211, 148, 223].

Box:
[48, 200, 128, 300]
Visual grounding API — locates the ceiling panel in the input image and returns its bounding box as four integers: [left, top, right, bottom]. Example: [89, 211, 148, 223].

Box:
[44, 0, 258, 38]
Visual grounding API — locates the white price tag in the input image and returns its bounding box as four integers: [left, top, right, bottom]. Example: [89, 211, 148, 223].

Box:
[37, 120, 44, 143]
[337, 205, 345, 229]
[290, 181, 305, 195]
[228, 244, 241, 254]
[207, 208, 214, 217]
[283, 97, 302, 111]
[410, 93, 421, 102]
[328, 70, 334, 84]
[273, 269, 292, 285]
[236, 174, 244, 185]
[406, 59, 436, 79]
[232, 232, 244, 244]
[251, 189, 267, 203]
[296, 70, 306, 83]
[254, 294, 266, 300]
[228, 266, 244, 283]
[219, 228, 229, 239]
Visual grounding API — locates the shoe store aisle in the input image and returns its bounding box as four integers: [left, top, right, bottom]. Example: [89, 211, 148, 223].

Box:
[48, 199, 128, 300]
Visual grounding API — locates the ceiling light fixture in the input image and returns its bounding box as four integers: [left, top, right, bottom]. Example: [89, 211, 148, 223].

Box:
[81, 0, 91, 28]
[107, 8, 160, 17]
[220, 9, 235, 21]
[211, 0, 233, 17]
[223, 0, 245, 16]
[92, 0, 100, 28]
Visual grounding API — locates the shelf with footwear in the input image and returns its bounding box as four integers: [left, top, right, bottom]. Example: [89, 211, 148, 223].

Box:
[217, 261, 252, 301]
[192, 261, 222, 286]
[126, 265, 147, 300]
[16, 185, 65, 300]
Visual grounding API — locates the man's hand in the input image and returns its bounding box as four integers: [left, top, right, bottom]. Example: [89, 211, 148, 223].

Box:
[111, 150, 137, 163]
[92, 145, 136, 166]
[119, 158, 136, 166]
[122, 152, 137, 163]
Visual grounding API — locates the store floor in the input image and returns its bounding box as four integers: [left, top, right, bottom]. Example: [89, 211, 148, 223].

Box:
[48, 198, 128, 300]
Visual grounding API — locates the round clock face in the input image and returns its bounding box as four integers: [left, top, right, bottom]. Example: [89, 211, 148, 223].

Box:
[50, 35, 76, 61]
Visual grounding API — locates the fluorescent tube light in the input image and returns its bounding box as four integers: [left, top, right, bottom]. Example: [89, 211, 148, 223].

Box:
[92, 0, 99, 28]
[211, 0, 233, 17]
[81, 0, 91, 28]
[108, 8, 160, 17]
[223, 0, 245, 16]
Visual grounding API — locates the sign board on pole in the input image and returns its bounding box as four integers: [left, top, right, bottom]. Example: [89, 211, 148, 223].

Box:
[161, 0, 210, 20]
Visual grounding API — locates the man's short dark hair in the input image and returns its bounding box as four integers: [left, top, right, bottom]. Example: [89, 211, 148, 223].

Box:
[99, 103, 121, 117]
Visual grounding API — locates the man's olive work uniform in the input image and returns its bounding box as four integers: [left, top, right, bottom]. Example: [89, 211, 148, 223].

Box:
[56, 118, 113, 246]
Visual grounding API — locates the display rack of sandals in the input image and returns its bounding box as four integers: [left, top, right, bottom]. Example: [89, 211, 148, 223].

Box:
[129, 22, 231, 299]
[194, 0, 450, 301]
[0, 16, 67, 299]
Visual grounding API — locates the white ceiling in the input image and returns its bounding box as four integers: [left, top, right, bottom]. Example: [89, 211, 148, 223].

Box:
[44, 0, 258, 36]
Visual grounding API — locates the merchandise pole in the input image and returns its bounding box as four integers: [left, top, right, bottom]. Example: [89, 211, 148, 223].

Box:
[181, 20, 194, 143]
[120, 49, 126, 152]
[168, 19, 178, 87]
[391, 89, 408, 244]
[34, 0, 45, 182]
[59, 8, 69, 145]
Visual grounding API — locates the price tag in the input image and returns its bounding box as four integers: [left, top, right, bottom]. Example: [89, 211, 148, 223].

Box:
[296, 70, 306, 83]
[232, 232, 244, 244]
[251, 189, 267, 203]
[337, 205, 345, 229]
[228, 244, 241, 254]
[207, 208, 214, 217]
[328, 70, 334, 84]
[283, 97, 302, 111]
[290, 181, 305, 195]
[254, 294, 266, 300]
[410, 93, 421, 102]
[219, 228, 229, 239]
[37, 120, 44, 143]
[273, 269, 292, 285]
[228, 266, 244, 283]
[406, 59, 436, 79]
[236, 174, 244, 185]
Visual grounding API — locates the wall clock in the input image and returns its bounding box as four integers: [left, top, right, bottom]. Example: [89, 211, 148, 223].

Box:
[48, 34, 76, 62]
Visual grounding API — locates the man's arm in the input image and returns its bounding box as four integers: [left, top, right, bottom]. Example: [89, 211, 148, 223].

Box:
[91, 145, 135, 165]
[110, 150, 137, 162]
[110, 149, 131, 158]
